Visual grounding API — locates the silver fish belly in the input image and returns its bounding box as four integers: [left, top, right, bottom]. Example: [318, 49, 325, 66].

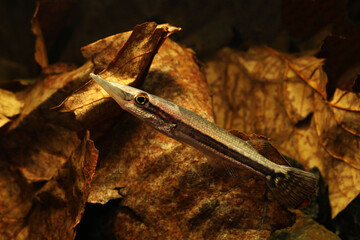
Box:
[90, 73, 317, 208]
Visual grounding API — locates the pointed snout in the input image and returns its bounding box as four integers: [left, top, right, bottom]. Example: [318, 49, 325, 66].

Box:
[90, 73, 135, 104]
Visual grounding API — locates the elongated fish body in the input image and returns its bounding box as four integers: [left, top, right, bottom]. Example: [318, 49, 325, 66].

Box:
[90, 73, 317, 208]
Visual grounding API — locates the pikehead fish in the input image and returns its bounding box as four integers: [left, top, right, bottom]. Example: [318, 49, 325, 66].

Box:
[90, 73, 317, 208]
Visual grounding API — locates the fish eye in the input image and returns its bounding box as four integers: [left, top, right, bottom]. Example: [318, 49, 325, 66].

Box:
[134, 93, 149, 105]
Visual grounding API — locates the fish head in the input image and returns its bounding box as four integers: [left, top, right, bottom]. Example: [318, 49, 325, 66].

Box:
[90, 73, 179, 134]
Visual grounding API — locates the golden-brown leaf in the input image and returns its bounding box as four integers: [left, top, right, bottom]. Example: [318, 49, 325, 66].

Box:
[31, 0, 80, 71]
[26, 131, 98, 240]
[205, 47, 360, 217]
[31, 1, 48, 69]
[56, 22, 180, 123]
[0, 161, 33, 239]
[329, 89, 360, 133]
[271, 211, 341, 240]
[0, 131, 98, 240]
[2, 61, 93, 185]
[0, 89, 23, 128]
[314, 93, 360, 169]
[295, 117, 360, 216]
[98, 23, 180, 84]
[10, 61, 93, 131]
[2, 17, 331, 238]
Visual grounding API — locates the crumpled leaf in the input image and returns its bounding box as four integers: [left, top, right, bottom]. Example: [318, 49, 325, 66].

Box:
[0, 131, 98, 239]
[27, 131, 98, 240]
[42, 62, 77, 75]
[314, 92, 360, 169]
[31, 0, 80, 71]
[270, 211, 341, 240]
[1, 11, 98, 237]
[0, 160, 34, 239]
[9, 61, 93, 131]
[31, 0, 48, 69]
[87, 39, 294, 239]
[56, 22, 180, 123]
[1, 61, 93, 183]
[328, 89, 360, 135]
[97, 23, 180, 84]
[0, 88, 23, 128]
[2, 15, 334, 238]
[205, 47, 360, 217]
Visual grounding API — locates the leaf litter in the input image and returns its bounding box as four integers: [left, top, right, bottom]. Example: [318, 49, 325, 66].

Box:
[0, 19, 342, 240]
[205, 46, 360, 218]
[55, 22, 180, 123]
[86, 35, 295, 239]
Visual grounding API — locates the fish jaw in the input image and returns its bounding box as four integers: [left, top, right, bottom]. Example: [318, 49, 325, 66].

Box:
[90, 73, 137, 110]
[90, 73, 179, 134]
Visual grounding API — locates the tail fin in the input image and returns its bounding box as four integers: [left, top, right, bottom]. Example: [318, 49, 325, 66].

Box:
[266, 166, 318, 209]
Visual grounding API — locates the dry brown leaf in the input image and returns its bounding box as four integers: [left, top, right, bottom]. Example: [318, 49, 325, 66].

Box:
[0, 161, 34, 239]
[205, 47, 360, 217]
[98, 23, 180, 84]
[1, 17, 334, 238]
[0, 131, 98, 240]
[1, 61, 93, 183]
[81, 32, 131, 67]
[0, 26, 97, 239]
[31, 0, 80, 71]
[329, 89, 360, 134]
[314, 93, 360, 169]
[10, 61, 93, 131]
[0, 89, 23, 128]
[27, 131, 97, 240]
[31, 0, 48, 69]
[42, 62, 77, 75]
[271, 211, 341, 240]
[56, 22, 180, 123]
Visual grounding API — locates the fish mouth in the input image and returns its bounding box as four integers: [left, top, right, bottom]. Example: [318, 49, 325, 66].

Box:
[90, 73, 133, 102]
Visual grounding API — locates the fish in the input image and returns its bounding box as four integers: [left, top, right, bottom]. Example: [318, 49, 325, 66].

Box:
[90, 73, 317, 208]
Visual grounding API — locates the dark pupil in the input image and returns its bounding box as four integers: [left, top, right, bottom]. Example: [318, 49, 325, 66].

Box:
[136, 95, 146, 104]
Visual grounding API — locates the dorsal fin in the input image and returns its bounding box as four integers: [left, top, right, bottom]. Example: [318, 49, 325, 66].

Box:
[229, 130, 290, 166]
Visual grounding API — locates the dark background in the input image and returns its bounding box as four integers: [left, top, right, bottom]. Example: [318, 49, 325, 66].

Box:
[2, 0, 360, 94]
[1, 0, 359, 239]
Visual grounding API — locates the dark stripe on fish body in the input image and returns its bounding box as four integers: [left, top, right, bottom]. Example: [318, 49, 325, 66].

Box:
[147, 101, 175, 123]
[144, 99, 276, 177]
[174, 119, 275, 177]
